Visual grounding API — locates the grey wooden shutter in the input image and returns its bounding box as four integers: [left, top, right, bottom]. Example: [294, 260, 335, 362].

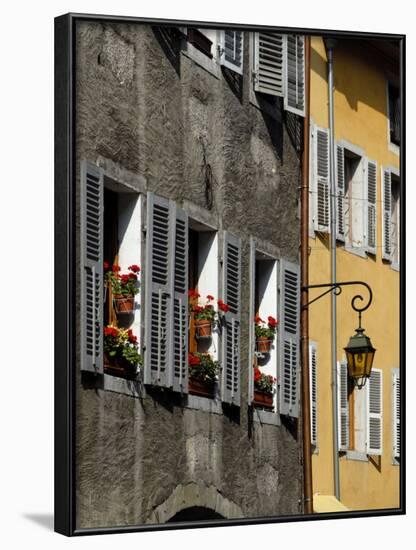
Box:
[366, 160, 378, 255]
[172, 205, 189, 393]
[366, 368, 383, 456]
[393, 370, 400, 459]
[284, 35, 305, 117]
[309, 342, 318, 446]
[382, 167, 392, 261]
[222, 231, 242, 406]
[253, 32, 284, 97]
[337, 359, 349, 451]
[248, 237, 256, 404]
[279, 260, 300, 418]
[314, 127, 330, 233]
[80, 161, 104, 374]
[144, 193, 174, 388]
[220, 30, 244, 75]
[336, 144, 345, 242]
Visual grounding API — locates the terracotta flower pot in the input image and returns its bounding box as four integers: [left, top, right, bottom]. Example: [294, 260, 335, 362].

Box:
[104, 352, 137, 378]
[194, 319, 212, 337]
[256, 337, 272, 353]
[189, 377, 215, 398]
[114, 294, 135, 314]
[253, 390, 274, 409]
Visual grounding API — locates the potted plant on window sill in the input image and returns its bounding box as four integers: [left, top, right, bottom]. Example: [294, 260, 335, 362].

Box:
[253, 367, 276, 410]
[105, 263, 140, 315]
[103, 325, 143, 378]
[255, 315, 278, 353]
[189, 292, 225, 338]
[188, 352, 218, 398]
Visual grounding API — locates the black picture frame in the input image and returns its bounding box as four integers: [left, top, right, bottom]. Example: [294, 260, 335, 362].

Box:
[54, 12, 405, 536]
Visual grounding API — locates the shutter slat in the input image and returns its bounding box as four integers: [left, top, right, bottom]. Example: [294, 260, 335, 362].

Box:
[279, 260, 300, 418]
[367, 368, 383, 455]
[81, 161, 104, 374]
[336, 144, 345, 242]
[309, 342, 318, 445]
[382, 168, 392, 261]
[254, 32, 284, 97]
[220, 30, 244, 75]
[338, 360, 349, 451]
[314, 128, 330, 233]
[144, 193, 174, 388]
[284, 35, 305, 117]
[222, 231, 241, 406]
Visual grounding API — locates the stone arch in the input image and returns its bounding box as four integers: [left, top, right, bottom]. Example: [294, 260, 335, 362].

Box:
[146, 483, 243, 524]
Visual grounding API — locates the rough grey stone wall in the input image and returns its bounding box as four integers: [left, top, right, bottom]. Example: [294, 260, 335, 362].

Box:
[75, 21, 303, 529]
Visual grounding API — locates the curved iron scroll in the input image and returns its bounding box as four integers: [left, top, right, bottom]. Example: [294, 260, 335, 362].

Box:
[302, 281, 373, 328]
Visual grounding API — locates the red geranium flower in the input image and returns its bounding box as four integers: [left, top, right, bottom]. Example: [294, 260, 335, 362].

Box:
[128, 272, 138, 280]
[104, 326, 119, 338]
[127, 329, 138, 344]
[104, 261, 110, 270]
[254, 367, 261, 382]
[128, 264, 140, 273]
[267, 316, 278, 328]
[188, 289, 200, 298]
[112, 265, 121, 272]
[206, 295, 214, 301]
[188, 353, 201, 366]
[255, 315, 264, 324]
[218, 299, 230, 313]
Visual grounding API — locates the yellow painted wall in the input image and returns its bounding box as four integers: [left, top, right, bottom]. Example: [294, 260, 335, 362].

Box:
[309, 36, 400, 510]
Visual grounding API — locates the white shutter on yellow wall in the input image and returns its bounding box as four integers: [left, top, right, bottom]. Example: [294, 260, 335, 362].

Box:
[309, 342, 318, 446]
[366, 160, 378, 255]
[253, 32, 284, 97]
[393, 370, 400, 459]
[80, 161, 104, 374]
[337, 359, 349, 451]
[382, 167, 392, 261]
[220, 30, 244, 75]
[313, 127, 330, 233]
[284, 35, 305, 117]
[336, 144, 345, 242]
[366, 368, 383, 456]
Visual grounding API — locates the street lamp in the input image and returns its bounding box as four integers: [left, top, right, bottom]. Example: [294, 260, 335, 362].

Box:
[344, 326, 376, 388]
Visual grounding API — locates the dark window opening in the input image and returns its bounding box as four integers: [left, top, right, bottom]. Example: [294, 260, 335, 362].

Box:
[388, 83, 400, 146]
[167, 506, 225, 522]
[187, 28, 213, 58]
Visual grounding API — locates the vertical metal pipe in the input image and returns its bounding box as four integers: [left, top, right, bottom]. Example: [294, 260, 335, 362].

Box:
[326, 41, 340, 500]
[301, 35, 313, 514]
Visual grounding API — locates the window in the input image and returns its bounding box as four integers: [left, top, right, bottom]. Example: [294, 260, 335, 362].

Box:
[80, 161, 143, 378]
[338, 361, 383, 457]
[250, 32, 306, 118]
[382, 167, 400, 267]
[387, 82, 400, 146]
[181, 28, 221, 78]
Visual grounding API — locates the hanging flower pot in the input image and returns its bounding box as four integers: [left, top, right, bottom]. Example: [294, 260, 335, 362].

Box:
[188, 352, 218, 398]
[195, 319, 212, 338]
[256, 337, 272, 353]
[253, 390, 274, 409]
[113, 294, 135, 314]
[103, 326, 143, 379]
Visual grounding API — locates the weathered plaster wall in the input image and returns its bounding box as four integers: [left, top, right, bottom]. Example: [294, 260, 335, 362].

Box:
[75, 21, 302, 529]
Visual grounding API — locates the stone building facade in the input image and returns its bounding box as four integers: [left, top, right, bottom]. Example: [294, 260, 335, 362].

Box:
[75, 21, 305, 529]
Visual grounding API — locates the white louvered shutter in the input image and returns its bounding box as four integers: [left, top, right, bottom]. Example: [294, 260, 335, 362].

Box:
[144, 193, 174, 388]
[393, 371, 400, 459]
[253, 32, 284, 97]
[309, 342, 318, 446]
[336, 144, 345, 242]
[279, 260, 300, 418]
[172, 205, 189, 393]
[366, 160, 378, 255]
[337, 360, 349, 451]
[284, 35, 305, 117]
[382, 168, 392, 261]
[248, 237, 256, 404]
[222, 231, 242, 406]
[80, 161, 104, 374]
[366, 368, 383, 456]
[220, 30, 244, 75]
[314, 127, 330, 233]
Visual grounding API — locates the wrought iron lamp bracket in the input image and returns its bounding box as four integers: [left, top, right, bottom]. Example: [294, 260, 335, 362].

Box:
[302, 281, 373, 328]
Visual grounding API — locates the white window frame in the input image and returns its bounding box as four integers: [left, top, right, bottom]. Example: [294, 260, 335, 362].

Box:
[181, 28, 221, 79]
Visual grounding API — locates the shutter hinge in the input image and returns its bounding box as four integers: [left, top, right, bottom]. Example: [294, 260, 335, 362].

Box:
[142, 224, 147, 235]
